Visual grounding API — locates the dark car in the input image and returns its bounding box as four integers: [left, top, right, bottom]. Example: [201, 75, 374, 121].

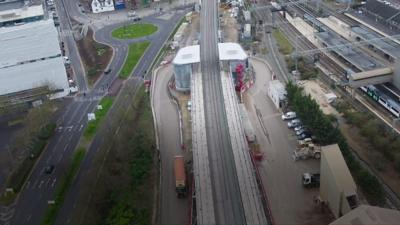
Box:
[133, 17, 141, 21]
[44, 165, 55, 174]
[297, 131, 312, 140]
[104, 68, 112, 74]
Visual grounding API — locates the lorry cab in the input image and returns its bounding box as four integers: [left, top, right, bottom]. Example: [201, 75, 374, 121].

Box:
[302, 173, 320, 188]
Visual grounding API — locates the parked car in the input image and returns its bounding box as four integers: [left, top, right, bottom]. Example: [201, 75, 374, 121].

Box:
[294, 125, 304, 132]
[282, 111, 296, 120]
[297, 131, 312, 140]
[288, 119, 301, 128]
[296, 128, 310, 136]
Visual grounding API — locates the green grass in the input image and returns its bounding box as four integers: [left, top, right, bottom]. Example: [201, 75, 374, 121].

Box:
[84, 97, 114, 140]
[111, 23, 158, 39]
[41, 148, 86, 225]
[119, 41, 151, 79]
[272, 28, 294, 55]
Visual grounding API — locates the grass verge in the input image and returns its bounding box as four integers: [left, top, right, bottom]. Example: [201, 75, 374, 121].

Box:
[272, 28, 294, 55]
[41, 148, 86, 225]
[112, 23, 158, 39]
[67, 85, 157, 225]
[84, 97, 114, 140]
[119, 41, 151, 79]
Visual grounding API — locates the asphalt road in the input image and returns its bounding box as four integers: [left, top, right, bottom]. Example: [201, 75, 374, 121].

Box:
[4, 3, 188, 225]
[199, 0, 246, 224]
[54, 10, 188, 225]
[152, 65, 188, 225]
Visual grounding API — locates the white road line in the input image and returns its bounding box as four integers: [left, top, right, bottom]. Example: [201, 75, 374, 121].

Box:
[38, 180, 44, 189]
[63, 144, 69, 152]
[78, 124, 83, 131]
[51, 178, 57, 188]
[57, 154, 63, 163]
[45, 178, 51, 187]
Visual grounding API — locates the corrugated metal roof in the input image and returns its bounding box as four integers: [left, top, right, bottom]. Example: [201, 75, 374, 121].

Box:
[0, 19, 69, 97]
[0, 19, 60, 68]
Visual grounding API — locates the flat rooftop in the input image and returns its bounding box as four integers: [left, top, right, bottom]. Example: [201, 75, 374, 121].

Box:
[316, 31, 383, 71]
[0, 19, 69, 97]
[173, 43, 248, 65]
[351, 26, 400, 59]
[0, 19, 60, 68]
[172, 45, 200, 65]
[0, 4, 43, 24]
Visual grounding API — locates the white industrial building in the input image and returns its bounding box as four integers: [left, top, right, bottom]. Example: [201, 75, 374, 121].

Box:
[268, 80, 286, 109]
[0, 4, 44, 27]
[91, 0, 114, 14]
[0, 19, 69, 100]
[172, 43, 248, 92]
[320, 144, 358, 218]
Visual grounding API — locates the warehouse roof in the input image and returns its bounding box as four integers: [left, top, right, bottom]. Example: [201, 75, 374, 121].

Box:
[0, 19, 60, 68]
[173, 45, 200, 65]
[322, 144, 357, 196]
[0, 19, 69, 97]
[218, 42, 248, 61]
[330, 205, 400, 225]
[0, 57, 69, 96]
[0, 4, 43, 24]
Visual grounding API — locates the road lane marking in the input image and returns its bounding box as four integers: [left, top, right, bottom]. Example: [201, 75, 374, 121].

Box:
[38, 180, 44, 189]
[78, 124, 83, 131]
[63, 144, 69, 152]
[57, 154, 63, 163]
[45, 178, 51, 187]
[52, 178, 57, 188]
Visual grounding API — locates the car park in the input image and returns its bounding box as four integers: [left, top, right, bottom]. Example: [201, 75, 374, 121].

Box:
[288, 119, 301, 128]
[281, 111, 296, 120]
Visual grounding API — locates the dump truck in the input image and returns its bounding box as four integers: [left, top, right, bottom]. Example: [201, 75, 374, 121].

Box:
[302, 173, 320, 188]
[293, 143, 321, 161]
[174, 156, 187, 197]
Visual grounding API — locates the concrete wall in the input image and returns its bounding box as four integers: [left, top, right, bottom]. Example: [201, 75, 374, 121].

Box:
[321, 151, 342, 218]
[321, 149, 355, 218]
[393, 59, 400, 89]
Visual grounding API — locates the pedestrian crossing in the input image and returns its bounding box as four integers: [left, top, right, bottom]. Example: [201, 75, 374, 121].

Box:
[25, 178, 57, 190]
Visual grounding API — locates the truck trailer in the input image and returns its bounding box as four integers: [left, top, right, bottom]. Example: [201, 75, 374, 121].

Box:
[174, 156, 187, 197]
